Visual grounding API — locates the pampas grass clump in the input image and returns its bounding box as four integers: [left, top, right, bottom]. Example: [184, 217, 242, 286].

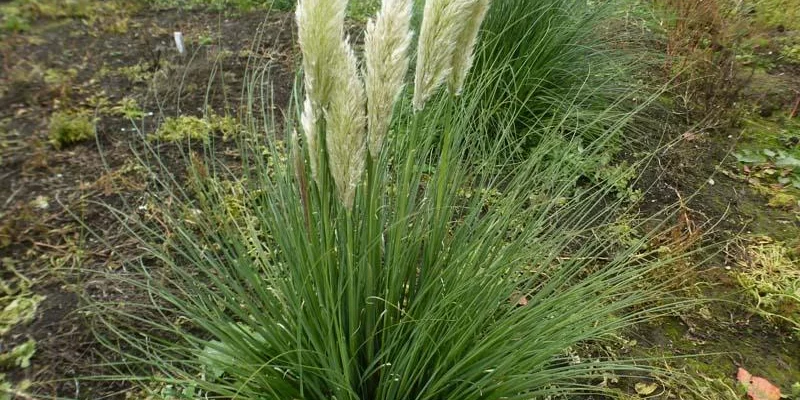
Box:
[87, 0, 685, 399]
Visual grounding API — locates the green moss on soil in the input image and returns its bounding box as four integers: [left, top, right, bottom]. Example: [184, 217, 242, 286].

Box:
[48, 111, 96, 149]
[753, 0, 800, 30]
[150, 113, 242, 143]
[735, 236, 800, 336]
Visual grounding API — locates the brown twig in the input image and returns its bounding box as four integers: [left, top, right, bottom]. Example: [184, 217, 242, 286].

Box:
[790, 92, 800, 119]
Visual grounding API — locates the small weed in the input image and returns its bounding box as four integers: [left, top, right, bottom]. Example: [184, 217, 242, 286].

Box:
[734, 112, 800, 202]
[1, 258, 45, 336]
[118, 64, 155, 83]
[123, 380, 205, 400]
[780, 43, 800, 64]
[197, 33, 214, 46]
[1, 14, 30, 33]
[44, 68, 78, 99]
[104, 16, 130, 34]
[93, 160, 148, 196]
[655, 0, 745, 115]
[112, 97, 146, 120]
[734, 236, 800, 336]
[752, 0, 800, 30]
[48, 111, 96, 149]
[150, 113, 242, 143]
[86, 93, 114, 114]
[735, 148, 800, 189]
[0, 339, 36, 369]
[0, 374, 33, 399]
[151, 116, 212, 143]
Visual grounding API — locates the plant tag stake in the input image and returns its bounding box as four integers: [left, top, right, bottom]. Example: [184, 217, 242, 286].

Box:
[174, 31, 185, 55]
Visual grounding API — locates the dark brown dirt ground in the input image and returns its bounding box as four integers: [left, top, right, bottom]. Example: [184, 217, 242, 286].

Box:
[1, 7, 295, 398]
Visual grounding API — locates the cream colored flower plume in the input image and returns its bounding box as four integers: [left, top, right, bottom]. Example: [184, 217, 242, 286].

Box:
[364, 0, 413, 158]
[296, 0, 347, 179]
[296, 0, 347, 106]
[447, 0, 490, 96]
[326, 39, 367, 209]
[413, 0, 474, 111]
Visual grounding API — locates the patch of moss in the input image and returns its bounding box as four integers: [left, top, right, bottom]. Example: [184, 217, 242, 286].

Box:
[767, 191, 799, 209]
[1, 13, 30, 33]
[151, 116, 211, 143]
[118, 63, 154, 83]
[0, 339, 36, 369]
[150, 113, 243, 143]
[112, 97, 145, 120]
[48, 111, 95, 149]
[753, 0, 800, 30]
[734, 236, 800, 336]
[44, 68, 77, 99]
[212, 114, 243, 141]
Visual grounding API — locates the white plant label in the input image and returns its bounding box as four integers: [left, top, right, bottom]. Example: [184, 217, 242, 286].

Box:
[174, 31, 185, 55]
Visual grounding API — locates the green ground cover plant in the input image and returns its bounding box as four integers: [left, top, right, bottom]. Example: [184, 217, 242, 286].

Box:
[734, 236, 800, 337]
[47, 110, 96, 149]
[85, 0, 689, 398]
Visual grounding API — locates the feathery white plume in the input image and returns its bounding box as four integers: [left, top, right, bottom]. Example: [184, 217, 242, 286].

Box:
[296, 0, 347, 107]
[364, 0, 413, 158]
[413, 0, 473, 111]
[326, 39, 367, 209]
[448, 0, 490, 95]
[296, 0, 347, 184]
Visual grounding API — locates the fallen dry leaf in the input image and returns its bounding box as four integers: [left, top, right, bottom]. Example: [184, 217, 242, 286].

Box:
[737, 367, 782, 400]
[510, 291, 528, 306]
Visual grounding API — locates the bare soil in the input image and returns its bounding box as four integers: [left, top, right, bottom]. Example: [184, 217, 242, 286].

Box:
[1, 7, 295, 398]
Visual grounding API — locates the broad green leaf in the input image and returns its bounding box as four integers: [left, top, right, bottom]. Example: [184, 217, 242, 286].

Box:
[735, 151, 767, 164]
[775, 156, 800, 169]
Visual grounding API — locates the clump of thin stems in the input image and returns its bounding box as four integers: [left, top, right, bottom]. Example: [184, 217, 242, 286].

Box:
[85, 0, 688, 399]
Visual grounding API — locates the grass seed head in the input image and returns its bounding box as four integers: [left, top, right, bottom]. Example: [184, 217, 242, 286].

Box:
[326, 38, 367, 209]
[296, 0, 347, 108]
[413, 0, 474, 111]
[447, 0, 490, 96]
[364, 0, 413, 157]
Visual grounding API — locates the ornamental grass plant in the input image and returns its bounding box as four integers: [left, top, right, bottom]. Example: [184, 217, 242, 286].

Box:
[87, 0, 686, 398]
[471, 0, 654, 151]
